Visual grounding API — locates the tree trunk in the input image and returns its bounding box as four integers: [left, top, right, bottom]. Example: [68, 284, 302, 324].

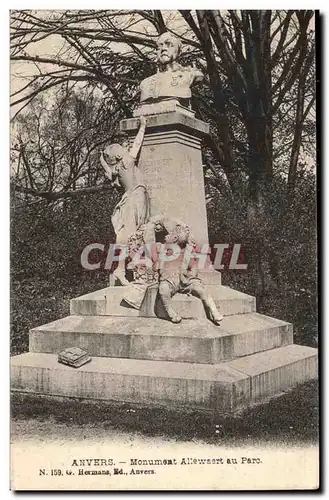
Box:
[287, 22, 311, 204]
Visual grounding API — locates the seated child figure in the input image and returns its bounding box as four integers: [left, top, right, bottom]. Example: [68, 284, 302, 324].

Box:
[150, 218, 223, 325]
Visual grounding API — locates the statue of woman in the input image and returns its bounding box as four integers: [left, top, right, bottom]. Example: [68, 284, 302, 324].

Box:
[100, 117, 150, 285]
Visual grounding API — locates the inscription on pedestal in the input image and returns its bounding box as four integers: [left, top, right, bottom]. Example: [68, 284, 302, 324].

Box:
[139, 140, 208, 243]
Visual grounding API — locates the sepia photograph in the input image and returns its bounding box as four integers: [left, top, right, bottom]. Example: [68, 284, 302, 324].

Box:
[9, 8, 319, 491]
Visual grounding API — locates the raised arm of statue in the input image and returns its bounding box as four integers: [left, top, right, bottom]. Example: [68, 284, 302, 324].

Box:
[129, 116, 146, 160]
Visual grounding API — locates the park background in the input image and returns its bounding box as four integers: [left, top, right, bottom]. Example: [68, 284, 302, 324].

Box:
[9, 9, 318, 445]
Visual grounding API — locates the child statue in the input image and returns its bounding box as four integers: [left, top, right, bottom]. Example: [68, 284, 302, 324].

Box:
[126, 216, 223, 325]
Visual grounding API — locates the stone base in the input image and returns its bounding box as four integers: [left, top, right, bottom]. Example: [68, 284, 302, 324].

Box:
[11, 345, 317, 412]
[29, 313, 293, 364]
[133, 100, 195, 118]
[69, 284, 256, 319]
[11, 276, 318, 413]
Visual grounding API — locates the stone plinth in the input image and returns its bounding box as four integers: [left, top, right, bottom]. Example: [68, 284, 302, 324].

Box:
[69, 285, 256, 318]
[29, 313, 293, 364]
[11, 345, 317, 412]
[11, 276, 318, 411]
[229, 345, 318, 403]
[120, 111, 209, 244]
[133, 100, 195, 118]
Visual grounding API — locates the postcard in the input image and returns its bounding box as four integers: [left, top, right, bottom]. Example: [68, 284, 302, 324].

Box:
[10, 9, 319, 490]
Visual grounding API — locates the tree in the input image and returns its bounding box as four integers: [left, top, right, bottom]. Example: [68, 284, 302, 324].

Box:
[11, 85, 129, 200]
[11, 10, 315, 206]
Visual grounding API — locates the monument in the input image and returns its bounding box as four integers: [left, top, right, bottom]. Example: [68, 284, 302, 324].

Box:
[123, 31, 209, 244]
[11, 33, 317, 413]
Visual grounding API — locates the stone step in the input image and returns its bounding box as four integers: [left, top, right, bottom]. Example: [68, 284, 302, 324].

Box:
[29, 313, 293, 364]
[228, 344, 318, 403]
[70, 285, 256, 318]
[109, 269, 222, 287]
[11, 345, 317, 412]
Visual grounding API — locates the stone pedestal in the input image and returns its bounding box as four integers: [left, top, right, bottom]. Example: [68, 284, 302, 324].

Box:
[10, 111, 318, 415]
[11, 279, 318, 412]
[120, 111, 209, 244]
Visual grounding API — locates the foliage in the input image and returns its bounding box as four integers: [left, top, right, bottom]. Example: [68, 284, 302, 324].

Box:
[11, 189, 119, 354]
[207, 169, 317, 346]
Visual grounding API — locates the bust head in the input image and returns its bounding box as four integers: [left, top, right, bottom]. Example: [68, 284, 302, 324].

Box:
[156, 32, 182, 69]
[138, 32, 203, 108]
